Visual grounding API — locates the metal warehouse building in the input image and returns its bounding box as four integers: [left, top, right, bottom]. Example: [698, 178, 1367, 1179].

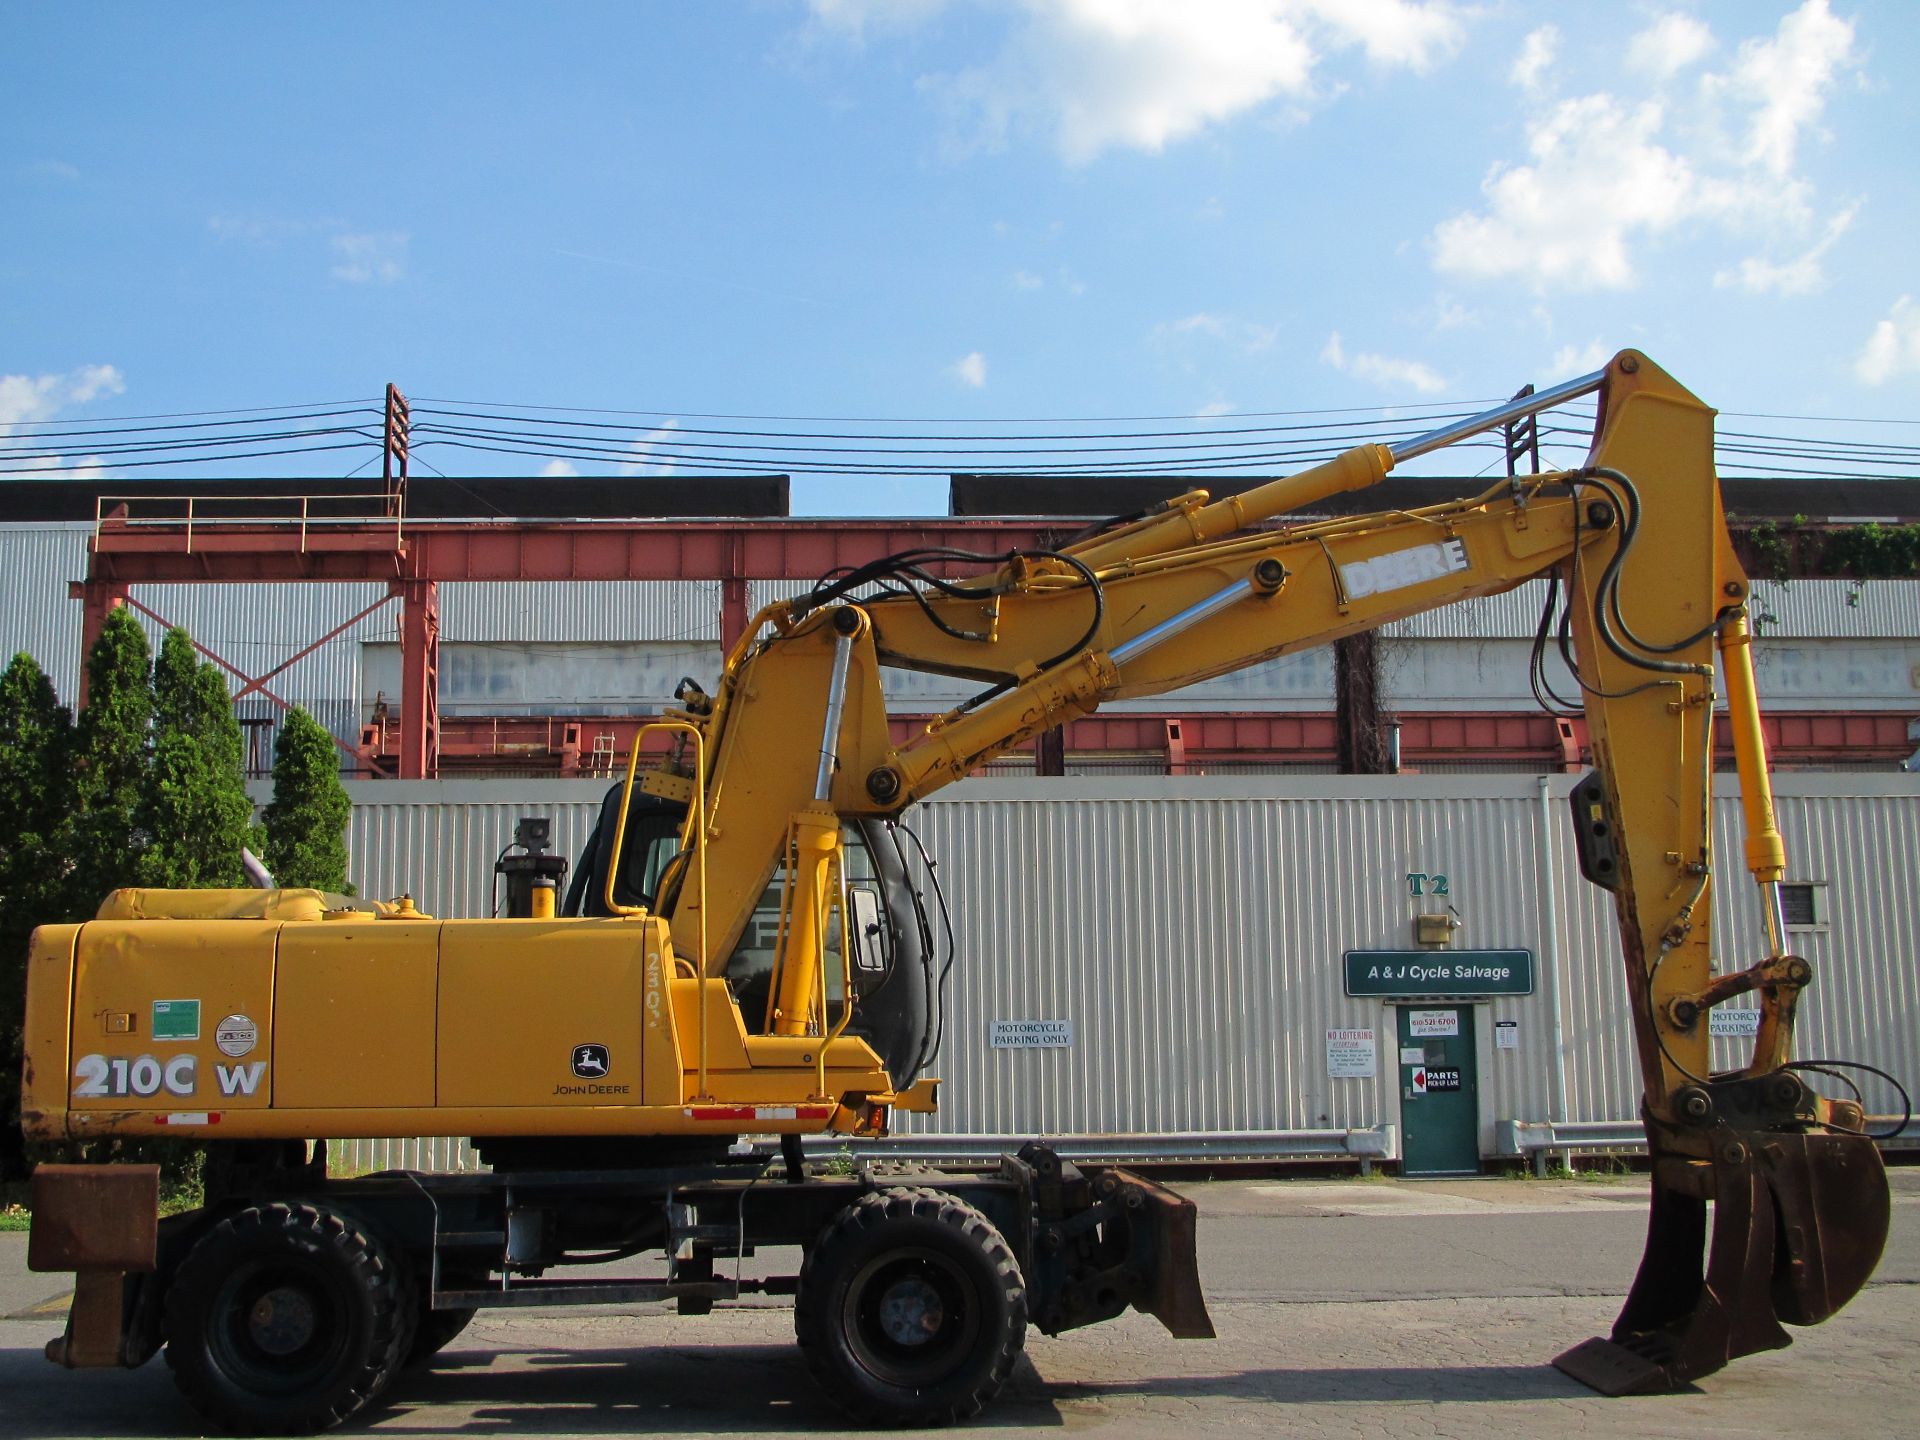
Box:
[3, 474, 1917, 1170]
[325, 770, 1918, 1175]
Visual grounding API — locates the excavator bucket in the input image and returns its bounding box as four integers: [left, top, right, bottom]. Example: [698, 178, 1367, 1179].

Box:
[1555, 1122, 1888, 1395]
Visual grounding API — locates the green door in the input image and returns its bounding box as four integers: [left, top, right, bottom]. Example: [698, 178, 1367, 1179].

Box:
[1398, 1005, 1480, 1176]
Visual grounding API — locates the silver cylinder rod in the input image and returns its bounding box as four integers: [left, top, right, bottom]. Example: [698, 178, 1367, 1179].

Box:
[1389, 367, 1608, 466]
[814, 631, 856, 801]
[1111, 579, 1254, 667]
[1760, 878, 1790, 960]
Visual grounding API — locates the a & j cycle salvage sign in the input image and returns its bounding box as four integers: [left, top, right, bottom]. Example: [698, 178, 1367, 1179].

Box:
[1343, 950, 1535, 998]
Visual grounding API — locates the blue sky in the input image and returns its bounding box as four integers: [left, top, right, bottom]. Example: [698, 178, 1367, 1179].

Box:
[2, 1, 1915, 513]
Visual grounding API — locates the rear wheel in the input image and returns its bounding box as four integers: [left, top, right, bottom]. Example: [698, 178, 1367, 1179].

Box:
[796, 1187, 1026, 1425]
[164, 1203, 412, 1433]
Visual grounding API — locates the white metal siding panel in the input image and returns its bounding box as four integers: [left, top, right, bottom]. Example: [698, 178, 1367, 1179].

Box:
[326, 774, 1918, 1146]
[0, 525, 91, 700]
[1748, 580, 1920, 638]
[440, 581, 719, 642]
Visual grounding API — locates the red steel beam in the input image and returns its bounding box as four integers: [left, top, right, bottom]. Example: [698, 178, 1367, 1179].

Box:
[397, 580, 440, 779]
[360, 707, 1919, 777]
[88, 518, 1058, 585]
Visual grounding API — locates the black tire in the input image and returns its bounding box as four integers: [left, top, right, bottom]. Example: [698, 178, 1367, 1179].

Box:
[163, 1203, 413, 1433]
[796, 1187, 1026, 1426]
[404, 1305, 475, 1367]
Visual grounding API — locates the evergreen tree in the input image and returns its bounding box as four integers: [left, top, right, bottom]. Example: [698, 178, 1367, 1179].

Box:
[140, 629, 253, 888]
[262, 706, 354, 893]
[68, 607, 154, 909]
[0, 653, 75, 1180]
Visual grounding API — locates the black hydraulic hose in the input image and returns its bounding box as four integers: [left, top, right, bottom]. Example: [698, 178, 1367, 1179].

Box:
[1786, 1059, 1913, 1142]
[562, 820, 600, 917]
[895, 817, 955, 1075]
[1570, 468, 1721, 668]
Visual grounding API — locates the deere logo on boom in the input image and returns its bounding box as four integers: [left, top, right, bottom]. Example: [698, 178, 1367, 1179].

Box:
[1340, 538, 1470, 599]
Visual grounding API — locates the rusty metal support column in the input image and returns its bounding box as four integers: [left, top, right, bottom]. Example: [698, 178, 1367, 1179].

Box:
[398, 578, 439, 779]
[1035, 727, 1065, 777]
[71, 580, 129, 708]
[720, 533, 748, 651]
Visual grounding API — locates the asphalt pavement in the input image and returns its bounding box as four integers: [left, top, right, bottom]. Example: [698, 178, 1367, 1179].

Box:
[2, 1168, 1914, 1438]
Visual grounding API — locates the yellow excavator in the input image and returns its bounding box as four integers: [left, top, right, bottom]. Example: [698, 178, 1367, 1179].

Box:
[20, 352, 1890, 1429]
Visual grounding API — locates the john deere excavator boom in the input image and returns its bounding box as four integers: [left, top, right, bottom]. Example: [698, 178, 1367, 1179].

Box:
[623, 348, 1889, 1392]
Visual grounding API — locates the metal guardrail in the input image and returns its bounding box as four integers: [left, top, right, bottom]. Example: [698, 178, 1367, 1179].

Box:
[1497, 1117, 1916, 1176]
[94, 490, 404, 553]
[761, 1127, 1400, 1171]
[331, 1127, 1399, 1177]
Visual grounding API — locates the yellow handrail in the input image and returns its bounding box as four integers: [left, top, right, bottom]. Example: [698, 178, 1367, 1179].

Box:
[602, 720, 709, 1098]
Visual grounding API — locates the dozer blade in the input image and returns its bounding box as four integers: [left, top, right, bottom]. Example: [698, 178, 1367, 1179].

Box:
[1106, 1168, 1216, 1339]
[1555, 1126, 1888, 1395]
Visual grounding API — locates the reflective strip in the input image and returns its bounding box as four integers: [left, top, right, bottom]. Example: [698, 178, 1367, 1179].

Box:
[153, 1113, 219, 1126]
[684, 1104, 833, 1122]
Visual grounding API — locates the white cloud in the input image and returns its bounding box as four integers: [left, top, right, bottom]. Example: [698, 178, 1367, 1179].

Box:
[1321, 331, 1446, 393]
[1167, 312, 1227, 339]
[1509, 25, 1558, 92]
[951, 351, 988, 388]
[330, 232, 409, 284]
[621, 421, 683, 476]
[29, 158, 81, 180]
[1708, 0, 1854, 178]
[1855, 297, 1920, 386]
[1714, 204, 1855, 296]
[1432, 95, 1695, 291]
[1196, 401, 1236, 417]
[1430, 295, 1476, 330]
[807, 0, 950, 44]
[0, 364, 124, 477]
[1546, 341, 1610, 380]
[1430, 2, 1859, 296]
[0, 364, 125, 428]
[538, 459, 579, 478]
[878, 0, 1465, 163]
[1627, 13, 1714, 80]
[1156, 311, 1277, 352]
[1012, 269, 1045, 290]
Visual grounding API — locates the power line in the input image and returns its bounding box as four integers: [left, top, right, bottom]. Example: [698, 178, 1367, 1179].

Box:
[10, 398, 380, 426]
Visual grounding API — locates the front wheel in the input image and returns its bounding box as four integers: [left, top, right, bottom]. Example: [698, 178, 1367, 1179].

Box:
[163, 1202, 413, 1433]
[796, 1187, 1027, 1425]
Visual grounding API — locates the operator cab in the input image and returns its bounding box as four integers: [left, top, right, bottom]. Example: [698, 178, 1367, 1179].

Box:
[561, 782, 943, 1091]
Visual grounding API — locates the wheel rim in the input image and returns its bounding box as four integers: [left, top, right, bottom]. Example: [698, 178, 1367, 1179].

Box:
[842, 1246, 982, 1387]
[208, 1258, 352, 1394]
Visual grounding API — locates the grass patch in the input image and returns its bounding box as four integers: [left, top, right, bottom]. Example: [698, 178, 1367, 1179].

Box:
[0, 1176, 202, 1231]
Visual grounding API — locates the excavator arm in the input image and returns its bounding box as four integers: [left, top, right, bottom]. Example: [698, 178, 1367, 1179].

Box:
[639, 350, 1889, 1392]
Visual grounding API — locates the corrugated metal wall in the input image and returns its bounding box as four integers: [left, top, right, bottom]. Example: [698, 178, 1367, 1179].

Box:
[0, 527, 722, 749]
[6, 526, 1912, 737]
[324, 772, 1918, 1168]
